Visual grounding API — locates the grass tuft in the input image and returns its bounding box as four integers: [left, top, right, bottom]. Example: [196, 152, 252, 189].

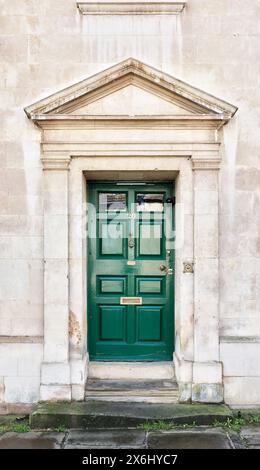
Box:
[54, 425, 66, 433]
[214, 414, 260, 432]
[139, 420, 197, 431]
[0, 422, 31, 433]
[140, 413, 260, 433]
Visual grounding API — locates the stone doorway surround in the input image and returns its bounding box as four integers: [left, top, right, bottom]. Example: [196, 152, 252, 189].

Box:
[25, 58, 237, 403]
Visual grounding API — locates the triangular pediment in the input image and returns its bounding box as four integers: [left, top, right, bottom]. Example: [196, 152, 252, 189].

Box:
[25, 58, 237, 121]
[67, 83, 203, 116]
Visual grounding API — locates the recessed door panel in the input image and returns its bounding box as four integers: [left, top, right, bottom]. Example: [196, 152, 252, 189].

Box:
[136, 306, 162, 342]
[99, 305, 126, 341]
[138, 222, 163, 257]
[136, 277, 164, 295]
[88, 182, 174, 361]
[99, 220, 126, 257]
[98, 276, 126, 295]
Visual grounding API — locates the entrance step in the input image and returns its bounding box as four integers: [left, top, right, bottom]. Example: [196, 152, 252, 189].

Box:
[88, 362, 175, 380]
[85, 379, 179, 403]
[30, 402, 233, 429]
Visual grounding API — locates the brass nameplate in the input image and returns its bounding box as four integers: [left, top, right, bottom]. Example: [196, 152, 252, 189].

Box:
[120, 297, 142, 305]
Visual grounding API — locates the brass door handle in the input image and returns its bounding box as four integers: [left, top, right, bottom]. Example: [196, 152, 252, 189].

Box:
[160, 264, 167, 271]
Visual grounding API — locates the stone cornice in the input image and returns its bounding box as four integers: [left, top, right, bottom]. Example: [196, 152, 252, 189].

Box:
[41, 157, 71, 171]
[31, 114, 229, 131]
[41, 142, 220, 158]
[77, 1, 186, 15]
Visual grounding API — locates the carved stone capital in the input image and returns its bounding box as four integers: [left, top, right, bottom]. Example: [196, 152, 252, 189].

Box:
[191, 157, 221, 171]
[41, 156, 71, 171]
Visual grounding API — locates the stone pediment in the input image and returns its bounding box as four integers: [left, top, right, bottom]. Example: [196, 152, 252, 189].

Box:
[66, 84, 203, 117]
[25, 58, 237, 125]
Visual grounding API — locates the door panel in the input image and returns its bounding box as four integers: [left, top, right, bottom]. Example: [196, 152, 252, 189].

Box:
[136, 306, 163, 342]
[88, 182, 175, 361]
[136, 277, 164, 295]
[99, 305, 126, 341]
[98, 276, 126, 295]
[98, 219, 127, 257]
[137, 221, 163, 257]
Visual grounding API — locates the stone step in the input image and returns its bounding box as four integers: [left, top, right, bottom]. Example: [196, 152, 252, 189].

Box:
[85, 379, 179, 403]
[30, 402, 233, 429]
[85, 379, 178, 392]
[85, 397, 179, 403]
[88, 361, 175, 380]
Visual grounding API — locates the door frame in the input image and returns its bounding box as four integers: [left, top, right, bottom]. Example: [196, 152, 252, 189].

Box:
[87, 181, 175, 362]
[39, 151, 223, 404]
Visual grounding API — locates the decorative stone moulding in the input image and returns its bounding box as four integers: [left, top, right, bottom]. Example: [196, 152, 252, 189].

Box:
[192, 157, 222, 170]
[77, 1, 186, 15]
[41, 157, 71, 171]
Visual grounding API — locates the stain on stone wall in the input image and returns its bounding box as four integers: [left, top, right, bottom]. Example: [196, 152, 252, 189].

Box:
[69, 311, 82, 345]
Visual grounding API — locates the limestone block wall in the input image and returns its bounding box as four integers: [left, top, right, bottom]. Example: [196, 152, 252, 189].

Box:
[220, 340, 260, 406]
[0, 0, 259, 404]
[0, 343, 43, 403]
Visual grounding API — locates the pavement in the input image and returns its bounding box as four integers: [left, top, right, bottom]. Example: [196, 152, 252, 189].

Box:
[0, 426, 259, 449]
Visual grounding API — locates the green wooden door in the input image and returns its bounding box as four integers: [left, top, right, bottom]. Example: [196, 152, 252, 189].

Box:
[88, 182, 175, 361]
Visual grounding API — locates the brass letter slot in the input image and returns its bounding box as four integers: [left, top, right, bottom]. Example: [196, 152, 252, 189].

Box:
[120, 297, 142, 305]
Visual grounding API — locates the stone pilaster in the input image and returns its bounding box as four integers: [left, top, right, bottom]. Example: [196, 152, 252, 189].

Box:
[40, 156, 72, 401]
[68, 162, 88, 400]
[174, 164, 194, 402]
[191, 156, 223, 403]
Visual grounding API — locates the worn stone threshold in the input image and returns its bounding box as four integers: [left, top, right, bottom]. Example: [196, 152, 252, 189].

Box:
[88, 361, 175, 380]
[86, 379, 178, 391]
[30, 402, 232, 429]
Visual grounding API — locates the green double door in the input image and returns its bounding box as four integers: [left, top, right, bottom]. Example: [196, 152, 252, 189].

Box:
[88, 182, 175, 361]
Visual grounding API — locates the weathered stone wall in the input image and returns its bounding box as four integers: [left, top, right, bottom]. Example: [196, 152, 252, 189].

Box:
[0, 0, 259, 404]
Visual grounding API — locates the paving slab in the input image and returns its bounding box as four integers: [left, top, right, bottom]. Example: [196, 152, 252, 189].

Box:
[240, 426, 260, 449]
[0, 427, 252, 449]
[65, 429, 146, 449]
[30, 401, 232, 429]
[226, 430, 245, 449]
[0, 432, 65, 449]
[147, 428, 233, 449]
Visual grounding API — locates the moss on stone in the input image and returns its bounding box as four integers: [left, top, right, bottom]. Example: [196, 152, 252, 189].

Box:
[30, 401, 232, 429]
